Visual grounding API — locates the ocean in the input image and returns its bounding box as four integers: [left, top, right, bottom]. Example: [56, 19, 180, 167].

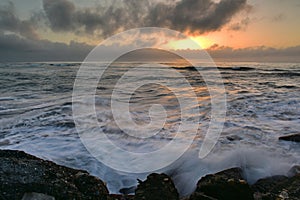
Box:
[0, 62, 299, 196]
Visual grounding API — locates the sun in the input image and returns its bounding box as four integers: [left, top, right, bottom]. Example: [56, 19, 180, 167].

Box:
[191, 36, 214, 49]
[166, 36, 213, 50]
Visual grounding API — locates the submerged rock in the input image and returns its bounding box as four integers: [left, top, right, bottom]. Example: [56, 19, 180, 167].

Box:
[134, 173, 179, 200]
[279, 133, 300, 142]
[226, 135, 242, 141]
[0, 149, 108, 200]
[189, 168, 254, 200]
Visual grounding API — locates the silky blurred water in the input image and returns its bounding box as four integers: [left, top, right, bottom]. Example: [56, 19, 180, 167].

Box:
[0, 62, 299, 196]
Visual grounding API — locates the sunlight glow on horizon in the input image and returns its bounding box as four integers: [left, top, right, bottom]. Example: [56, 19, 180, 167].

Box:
[166, 36, 214, 50]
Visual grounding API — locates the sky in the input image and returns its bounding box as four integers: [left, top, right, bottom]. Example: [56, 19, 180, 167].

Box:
[0, 0, 300, 62]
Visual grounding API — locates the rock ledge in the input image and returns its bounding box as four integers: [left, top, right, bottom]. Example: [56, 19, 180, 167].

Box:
[1, 150, 300, 200]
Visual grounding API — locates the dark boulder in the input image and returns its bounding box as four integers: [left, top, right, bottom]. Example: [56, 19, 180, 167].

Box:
[287, 165, 300, 177]
[119, 186, 136, 195]
[189, 168, 254, 200]
[108, 194, 134, 200]
[22, 192, 55, 200]
[226, 135, 242, 141]
[252, 172, 300, 200]
[279, 134, 300, 142]
[2, 149, 300, 200]
[0, 149, 109, 200]
[134, 173, 179, 200]
[188, 193, 217, 200]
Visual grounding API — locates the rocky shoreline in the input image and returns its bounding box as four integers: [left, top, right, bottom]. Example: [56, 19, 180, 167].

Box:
[0, 149, 299, 200]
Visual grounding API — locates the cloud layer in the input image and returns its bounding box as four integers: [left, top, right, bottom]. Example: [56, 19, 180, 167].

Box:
[0, 1, 38, 39]
[176, 45, 300, 62]
[42, 0, 248, 37]
[0, 33, 92, 62]
[0, 0, 299, 62]
[1, 32, 299, 62]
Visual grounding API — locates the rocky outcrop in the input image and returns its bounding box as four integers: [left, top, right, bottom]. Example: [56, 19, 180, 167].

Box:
[252, 174, 300, 200]
[108, 194, 134, 200]
[188, 167, 300, 200]
[287, 165, 300, 177]
[279, 133, 300, 142]
[22, 192, 55, 200]
[134, 173, 179, 200]
[0, 149, 108, 200]
[189, 168, 254, 200]
[1, 150, 300, 200]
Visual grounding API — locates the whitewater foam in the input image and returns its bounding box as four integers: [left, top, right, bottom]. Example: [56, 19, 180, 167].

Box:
[165, 147, 299, 196]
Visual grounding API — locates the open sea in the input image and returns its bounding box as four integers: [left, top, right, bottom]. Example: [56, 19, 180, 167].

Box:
[0, 62, 299, 196]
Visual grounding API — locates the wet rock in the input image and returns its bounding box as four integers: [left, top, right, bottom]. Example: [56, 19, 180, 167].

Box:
[119, 186, 136, 195]
[189, 168, 254, 200]
[0, 149, 109, 200]
[188, 192, 217, 200]
[108, 194, 134, 200]
[279, 133, 300, 142]
[0, 139, 10, 146]
[287, 165, 300, 177]
[251, 175, 289, 199]
[2, 150, 300, 200]
[252, 172, 300, 200]
[22, 192, 55, 200]
[74, 171, 109, 198]
[134, 173, 179, 200]
[226, 135, 242, 141]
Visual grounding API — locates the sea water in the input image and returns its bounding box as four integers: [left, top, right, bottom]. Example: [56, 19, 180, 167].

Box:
[0, 62, 299, 196]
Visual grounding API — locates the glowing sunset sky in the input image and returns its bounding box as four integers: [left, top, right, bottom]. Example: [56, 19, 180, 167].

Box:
[0, 0, 299, 61]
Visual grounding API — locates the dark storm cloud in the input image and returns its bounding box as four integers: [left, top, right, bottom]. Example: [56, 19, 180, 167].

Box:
[0, 1, 38, 39]
[43, 0, 75, 31]
[42, 0, 151, 35]
[41, 0, 248, 36]
[153, 0, 248, 34]
[0, 32, 92, 62]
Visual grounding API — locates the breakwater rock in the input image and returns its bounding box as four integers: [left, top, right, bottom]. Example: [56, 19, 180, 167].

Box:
[1, 150, 299, 200]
